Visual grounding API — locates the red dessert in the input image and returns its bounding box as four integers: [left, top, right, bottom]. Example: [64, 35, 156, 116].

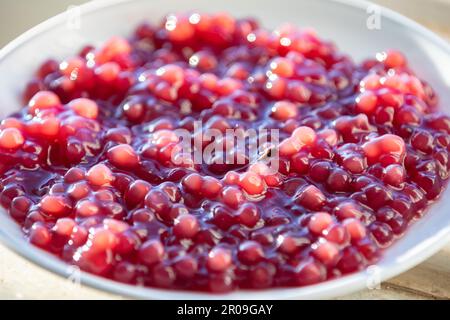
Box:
[1, 13, 449, 292]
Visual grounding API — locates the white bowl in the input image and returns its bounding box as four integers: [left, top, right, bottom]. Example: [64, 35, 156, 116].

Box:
[0, 0, 450, 300]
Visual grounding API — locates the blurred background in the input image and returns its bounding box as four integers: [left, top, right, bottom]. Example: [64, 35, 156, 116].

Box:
[0, 0, 449, 47]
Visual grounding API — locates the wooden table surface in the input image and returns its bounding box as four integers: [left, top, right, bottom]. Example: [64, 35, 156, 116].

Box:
[0, 0, 449, 300]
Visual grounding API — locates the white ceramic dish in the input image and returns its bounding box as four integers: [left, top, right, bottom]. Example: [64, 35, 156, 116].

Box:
[0, 0, 450, 300]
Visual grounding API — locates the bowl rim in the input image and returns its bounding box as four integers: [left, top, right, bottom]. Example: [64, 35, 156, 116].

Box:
[1, 0, 450, 300]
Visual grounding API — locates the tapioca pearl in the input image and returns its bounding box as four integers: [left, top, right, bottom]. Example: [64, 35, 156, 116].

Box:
[86, 164, 114, 187]
[308, 212, 333, 235]
[342, 218, 367, 241]
[293, 259, 325, 286]
[271, 101, 298, 120]
[295, 185, 326, 211]
[383, 164, 405, 186]
[362, 134, 406, 164]
[221, 186, 244, 209]
[138, 239, 164, 266]
[29, 223, 52, 248]
[369, 222, 394, 247]
[411, 130, 434, 153]
[383, 50, 406, 69]
[64, 167, 85, 183]
[323, 224, 349, 245]
[9, 196, 32, 221]
[173, 214, 200, 239]
[174, 255, 198, 279]
[337, 246, 365, 274]
[201, 176, 223, 198]
[67, 181, 90, 200]
[326, 169, 350, 192]
[95, 36, 131, 64]
[107, 144, 140, 169]
[0, 128, 24, 150]
[39, 195, 72, 218]
[239, 172, 265, 196]
[95, 62, 121, 82]
[236, 203, 261, 228]
[309, 161, 331, 182]
[145, 189, 171, 215]
[75, 200, 100, 217]
[265, 77, 286, 99]
[68, 98, 98, 119]
[206, 247, 232, 272]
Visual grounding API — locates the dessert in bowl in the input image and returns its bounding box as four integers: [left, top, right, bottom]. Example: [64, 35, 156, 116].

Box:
[0, 0, 450, 299]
